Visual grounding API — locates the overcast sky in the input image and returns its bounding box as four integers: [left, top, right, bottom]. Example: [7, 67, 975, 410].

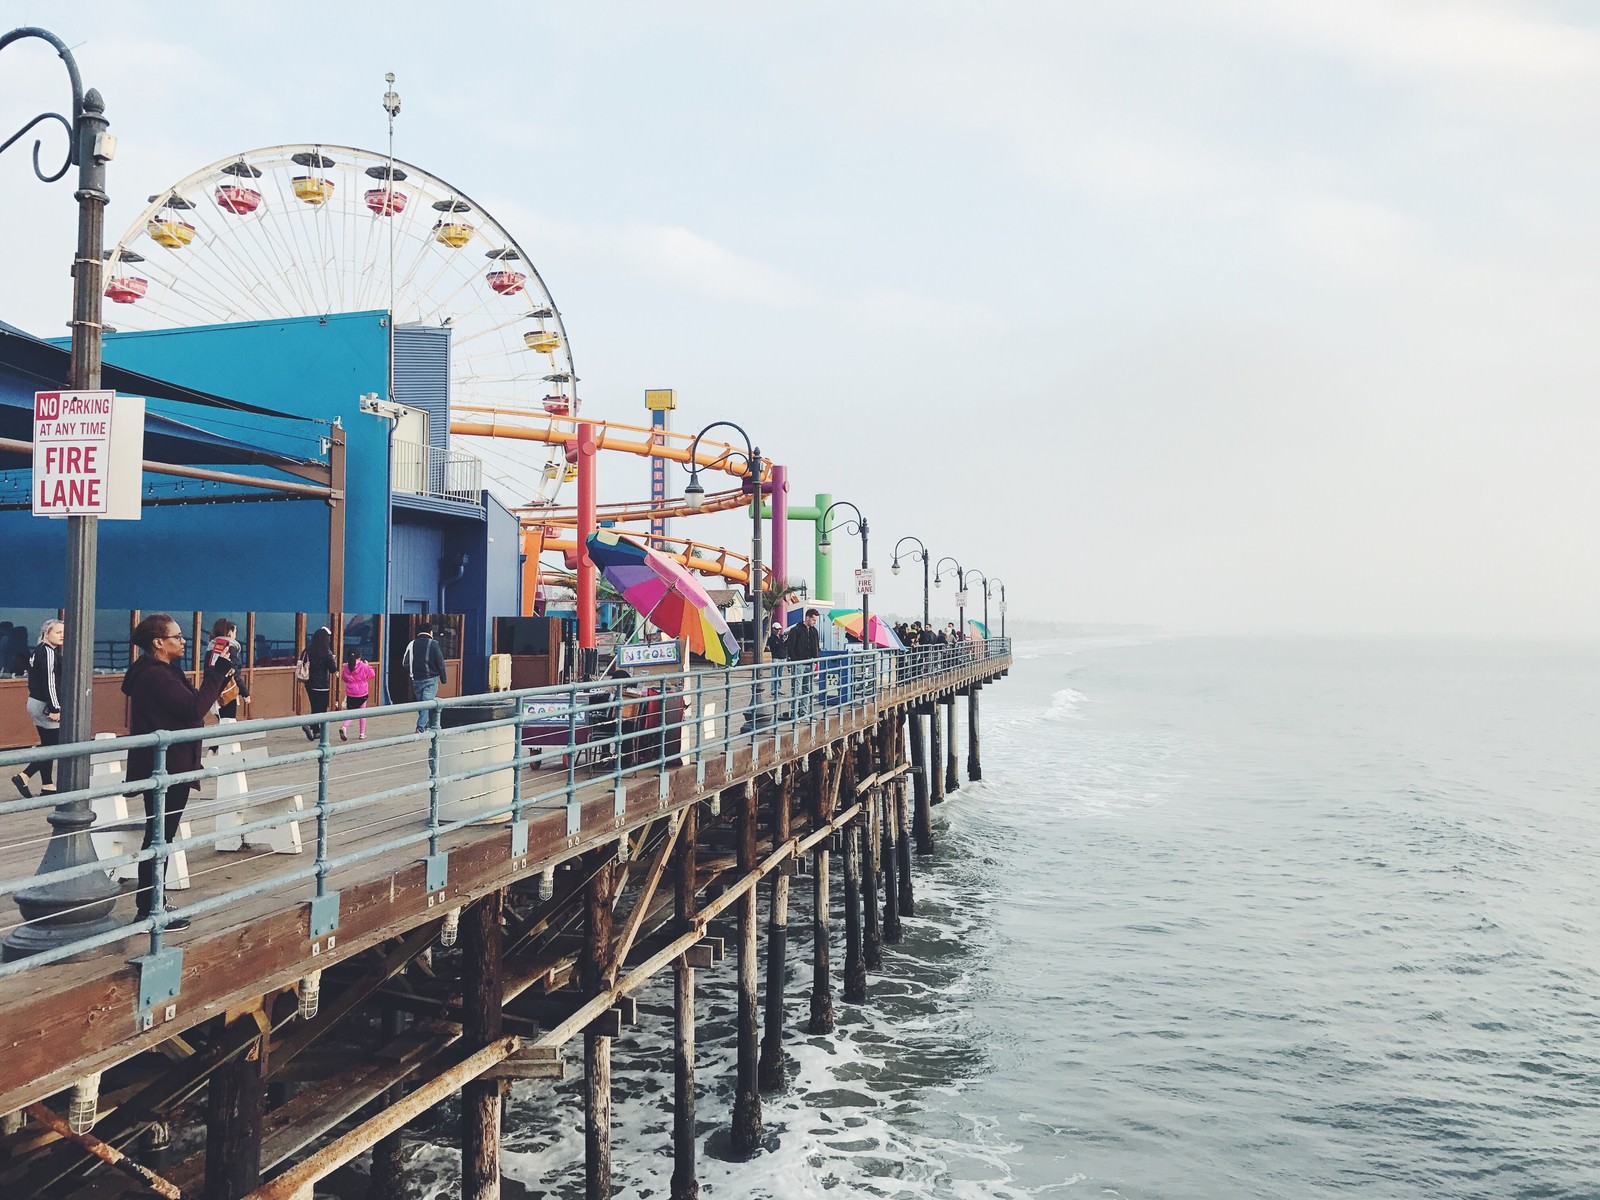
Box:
[5, 1, 1599, 636]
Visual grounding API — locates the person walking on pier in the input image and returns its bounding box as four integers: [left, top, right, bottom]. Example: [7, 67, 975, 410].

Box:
[787, 608, 822, 719]
[339, 648, 375, 741]
[404, 623, 447, 733]
[207, 618, 250, 723]
[299, 625, 339, 741]
[12, 618, 64, 798]
[123, 613, 232, 930]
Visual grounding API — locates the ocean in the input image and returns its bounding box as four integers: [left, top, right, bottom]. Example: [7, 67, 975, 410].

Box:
[380, 635, 1600, 1199]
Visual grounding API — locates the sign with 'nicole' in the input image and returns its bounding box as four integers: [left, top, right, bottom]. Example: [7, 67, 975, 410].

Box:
[31, 390, 144, 519]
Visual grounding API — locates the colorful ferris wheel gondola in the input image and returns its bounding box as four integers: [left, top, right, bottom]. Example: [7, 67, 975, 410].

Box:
[364, 163, 407, 215]
[146, 193, 197, 249]
[290, 150, 337, 205]
[484, 248, 526, 295]
[214, 160, 263, 215]
[103, 249, 148, 304]
[432, 198, 474, 248]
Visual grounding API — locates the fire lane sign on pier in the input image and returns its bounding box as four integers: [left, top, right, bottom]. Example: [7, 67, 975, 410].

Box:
[855, 568, 876, 595]
[31, 390, 143, 519]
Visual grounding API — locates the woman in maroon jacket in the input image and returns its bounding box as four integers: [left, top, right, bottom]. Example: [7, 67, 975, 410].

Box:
[122, 613, 230, 929]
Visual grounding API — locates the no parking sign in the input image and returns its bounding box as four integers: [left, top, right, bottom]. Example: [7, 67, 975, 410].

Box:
[31, 391, 143, 519]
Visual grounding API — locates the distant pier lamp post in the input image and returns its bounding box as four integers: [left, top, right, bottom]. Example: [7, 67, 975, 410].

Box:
[933, 556, 966, 638]
[891, 535, 931, 628]
[682, 421, 766, 666]
[967, 570, 990, 638]
[1, 26, 124, 958]
[818, 500, 871, 649]
[989, 577, 1007, 639]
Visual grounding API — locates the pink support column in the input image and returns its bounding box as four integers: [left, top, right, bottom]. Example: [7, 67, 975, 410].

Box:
[771, 463, 790, 628]
[577, 422, 598, 653]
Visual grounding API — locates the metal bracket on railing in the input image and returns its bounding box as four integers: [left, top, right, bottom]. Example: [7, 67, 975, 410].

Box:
[566, 795, 581, 840]
[308, 891, 340, 940]
[613, 784, 627, 823]
[509, 818, 529, 865]
[133, 947, 183, 1032]
[425, 852, 449, 898]
[695, 760, 706, 789]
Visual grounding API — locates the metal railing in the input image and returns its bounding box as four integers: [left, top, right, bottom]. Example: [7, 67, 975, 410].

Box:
[0, 638, 1009, 978]
[392, 438, 483, 502]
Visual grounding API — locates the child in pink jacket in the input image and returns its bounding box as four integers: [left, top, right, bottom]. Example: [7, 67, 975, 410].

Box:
[339, 649, 376, 741]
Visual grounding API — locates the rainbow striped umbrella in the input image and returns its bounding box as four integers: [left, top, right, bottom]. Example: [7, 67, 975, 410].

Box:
[827, 607, 905, 650]
[585, 530, 741, 665]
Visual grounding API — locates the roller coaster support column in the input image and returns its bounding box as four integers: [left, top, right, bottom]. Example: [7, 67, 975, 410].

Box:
[770, 464, 789, 626]
[577, 422, 598, 672]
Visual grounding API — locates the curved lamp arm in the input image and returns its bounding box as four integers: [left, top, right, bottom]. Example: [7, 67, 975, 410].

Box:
[0, 27, 84, 183]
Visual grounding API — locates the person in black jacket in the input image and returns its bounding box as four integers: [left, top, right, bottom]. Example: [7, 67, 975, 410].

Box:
[404, 624, 448, 733]
[12, 618, 64, 797]
[786, 609, 822, 719]
[300, 625, 339, 741]
[123, 613, 231, 929]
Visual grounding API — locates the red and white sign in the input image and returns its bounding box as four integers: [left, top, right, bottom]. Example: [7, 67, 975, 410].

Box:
[32, 391, 143, 519]
[854, 568, 876, 595]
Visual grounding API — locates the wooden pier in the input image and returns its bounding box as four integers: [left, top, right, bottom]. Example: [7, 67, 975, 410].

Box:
[0, 647, 1008, 1199]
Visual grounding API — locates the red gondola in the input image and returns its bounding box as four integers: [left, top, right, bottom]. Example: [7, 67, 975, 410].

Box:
[214, 184, 262, 215]
[365, 188, 407, 216]
[486, 270, 525, 296]
[104, 277, 148, 304]
[541, 394, 571, 416]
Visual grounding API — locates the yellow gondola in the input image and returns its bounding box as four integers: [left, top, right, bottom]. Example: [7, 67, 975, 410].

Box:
[147, 218, 196, 249]
[523, 330, 561, 353]
[292, 176, 336, 206]
[433, 221, 473, 248]
[562, 463, 579, 483]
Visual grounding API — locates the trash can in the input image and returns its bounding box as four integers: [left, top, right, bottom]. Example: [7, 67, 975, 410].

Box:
[438, 700, 518, 822]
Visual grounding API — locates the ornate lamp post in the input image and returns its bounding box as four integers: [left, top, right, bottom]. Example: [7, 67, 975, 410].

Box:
[933, 556, 965, 638]
[988, 577, 1007, 639]
[891, 535, 930, 629]
[966, 570, 990, 637]
[2, 27, 123, 958]
[682, 422, 765, 665]
[818, 501, 870, 642]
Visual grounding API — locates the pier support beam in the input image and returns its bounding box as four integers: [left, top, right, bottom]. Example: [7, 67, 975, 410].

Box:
[863, 786, 882, 970]
[967, 687, 982, 782]
[731, 784, 763, 1155]
[929, 703, 945, 807]
[671, 804, 700, 1200]
[759, 775, 793, 1092]
[462, 890, 505, 1200]
[809, 755, 836, 1034]
[203, 1012, 264, 1200]
[882, 779, 903, 944]
[367, 1007, 407, 1200]
[945, 699, 959, 794]
[842, 755, 867, 1004]
[910, 709, 933, 855]
[584, 851, 621, 1199]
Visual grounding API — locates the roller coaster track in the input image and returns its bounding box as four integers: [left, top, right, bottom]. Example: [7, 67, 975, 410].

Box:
[455, 407, 779, 589]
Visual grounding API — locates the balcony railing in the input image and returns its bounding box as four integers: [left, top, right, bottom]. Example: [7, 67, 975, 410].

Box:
[393, 438, 483, 502]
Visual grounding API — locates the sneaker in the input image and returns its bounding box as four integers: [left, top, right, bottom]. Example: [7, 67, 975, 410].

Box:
[339, 728, 348, 742]
[359, 733, 367, 740]
[11, 774, 32, 799]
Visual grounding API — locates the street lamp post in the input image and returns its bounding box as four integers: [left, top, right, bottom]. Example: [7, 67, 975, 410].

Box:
[682, 422, 765, 667]
[818, 501, 870, 647]
[891, 535, 930, 629]
[989, 578, 1006, 639]
[2, 27, 123, 958]
[967, 570, 990, 637]
[933, 556, 965, 638]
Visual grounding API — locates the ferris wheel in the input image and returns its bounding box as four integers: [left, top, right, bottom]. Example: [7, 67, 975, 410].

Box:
[102, 143, 578, 504]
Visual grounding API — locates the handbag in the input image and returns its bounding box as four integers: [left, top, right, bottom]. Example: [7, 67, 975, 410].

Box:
[219, 673, 241, 707]
[295, 650, 311, 682]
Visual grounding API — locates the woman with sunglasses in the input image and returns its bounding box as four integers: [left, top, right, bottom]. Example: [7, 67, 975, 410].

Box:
[121, 613, 231, 930]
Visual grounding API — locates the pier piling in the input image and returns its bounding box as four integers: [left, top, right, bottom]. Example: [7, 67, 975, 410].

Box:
[929, 704, 945, 807]
[671, 803, 700, 1200]
[945, 698, 959, 794]
[731, 783, 763, 1154]
[584, 851, 621, 1199]
[759, 774, 794, 1092]
[967, 687, 982, 782]
[462, 889, 505, 1200]
[203, 1009, 265, 1200]
[910, 709, 933, 855]
[842, 756, 867, 1004]
[809, 755, 837, 1034]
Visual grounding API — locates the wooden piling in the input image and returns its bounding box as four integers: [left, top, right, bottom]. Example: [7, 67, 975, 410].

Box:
[584, 850, 621, 1199]
[882, 777, 903, 943]
[910, 708, 933, 854]
[203, 1011, 264, 1200]
[842, 754, 867, 1004]
[929, 703, 946, 807]
[967, 687, 982, 782]
[863, 786, 882, 970]
[945, 699, 959, 794]
[671, 803, 700, 1200]
[366, 1007, 407, 1200]
[759, 774, 794, 1092]
[731, 783, 763, 1155]
[462, 890, 505, 1200]
[809, 757, 836, 1035]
